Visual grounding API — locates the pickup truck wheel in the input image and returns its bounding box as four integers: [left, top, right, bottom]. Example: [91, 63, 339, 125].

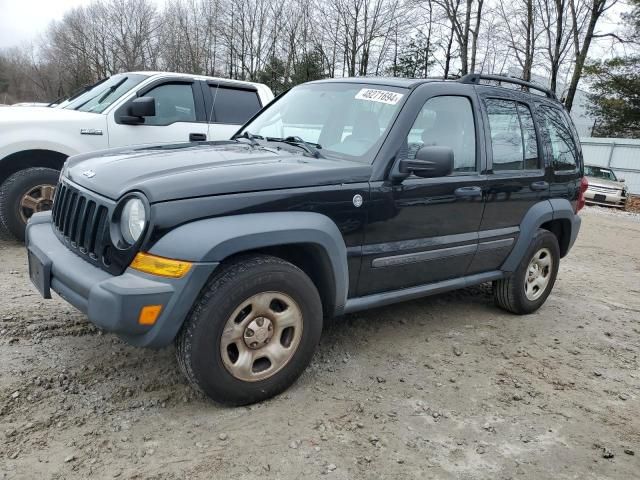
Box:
[176, 255, 323, 405]
[0, 167, 59, 242]
[493, 229, 560, 315]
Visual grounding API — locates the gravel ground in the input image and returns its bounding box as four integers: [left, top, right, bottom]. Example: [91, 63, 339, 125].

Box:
[1, 206, 639, 479]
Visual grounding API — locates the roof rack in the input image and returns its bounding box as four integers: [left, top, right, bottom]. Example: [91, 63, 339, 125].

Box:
[458, 73, 557, 100]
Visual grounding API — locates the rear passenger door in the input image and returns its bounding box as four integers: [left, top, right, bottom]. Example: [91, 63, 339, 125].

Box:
[471, 95, 549, 273]
[203, 82, 264, 140]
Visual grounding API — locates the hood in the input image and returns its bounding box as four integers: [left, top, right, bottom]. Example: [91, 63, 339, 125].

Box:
[0, 105, 102, 124]
[585, 175, 624, 189]
[65, 143, 372, 202]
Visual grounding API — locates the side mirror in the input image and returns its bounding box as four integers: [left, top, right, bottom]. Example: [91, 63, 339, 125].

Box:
[130, 96, 156, 117]
[619, 178, 625, 183]
[120, 97, 156, 124]
[396, 146, 454, 179]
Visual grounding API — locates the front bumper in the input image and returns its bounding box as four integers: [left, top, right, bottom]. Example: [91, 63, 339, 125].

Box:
[584, 189, 626, 207]
[25, 212, 218, 347]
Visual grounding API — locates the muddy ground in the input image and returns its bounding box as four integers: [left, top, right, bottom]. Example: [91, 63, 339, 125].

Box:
[1, 206, 639, 479]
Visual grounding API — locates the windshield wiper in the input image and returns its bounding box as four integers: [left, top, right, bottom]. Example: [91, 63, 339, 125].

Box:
[266, 136, 323, 158]
[235, 131, 264, 146]
[75, 77, 127, 110]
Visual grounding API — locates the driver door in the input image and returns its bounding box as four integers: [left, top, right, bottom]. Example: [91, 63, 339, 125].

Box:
[108, 79, 208, 148]
[358, 87, 488, 296]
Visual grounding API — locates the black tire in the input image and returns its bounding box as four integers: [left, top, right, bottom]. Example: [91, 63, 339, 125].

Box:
[493, 228, 560, 315]
[0, 167, 60, 242]
[176, 254, 323, 405]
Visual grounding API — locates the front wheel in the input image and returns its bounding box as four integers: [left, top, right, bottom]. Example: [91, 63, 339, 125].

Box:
[0, 167, 59, 242]
[493, 229, 560, 315]
[176, 255, 323, 405]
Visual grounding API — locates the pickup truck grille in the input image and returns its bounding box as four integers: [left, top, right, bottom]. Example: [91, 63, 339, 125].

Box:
[52, 182, 109, 259]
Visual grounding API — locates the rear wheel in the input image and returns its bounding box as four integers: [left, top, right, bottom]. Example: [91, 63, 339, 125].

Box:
[0, 167, 59, 241]
[176, 255, 323, 405]
[493, 229, 560, 315]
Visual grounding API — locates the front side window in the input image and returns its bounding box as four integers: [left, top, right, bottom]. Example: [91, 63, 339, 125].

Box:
[63, 74, 146, 113]
[539, 105, 579, 172]
[142, 83, 196, 126]
[239, 83, 407, 163]
[405, 96, 477, 173]
[210, 86, 262, 124]
[486, 99, 540, 171]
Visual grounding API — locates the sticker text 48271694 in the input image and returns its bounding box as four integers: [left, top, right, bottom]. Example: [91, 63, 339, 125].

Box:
[355, 88, 404, 105]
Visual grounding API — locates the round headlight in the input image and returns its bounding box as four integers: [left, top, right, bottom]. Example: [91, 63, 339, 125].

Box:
[120, 198, 146, 244]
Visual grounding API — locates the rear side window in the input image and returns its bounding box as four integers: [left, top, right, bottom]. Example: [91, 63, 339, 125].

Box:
[485, 99, 540, 171]
[210, 86, 262, 124]
[539, 106, 579, 172]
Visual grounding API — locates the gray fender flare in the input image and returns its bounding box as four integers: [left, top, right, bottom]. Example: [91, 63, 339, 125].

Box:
[502, 199, 579, 272]
[148, 212, 349, 314]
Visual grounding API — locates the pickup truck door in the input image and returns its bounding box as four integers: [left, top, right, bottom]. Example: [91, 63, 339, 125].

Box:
[107, 78, 209, 148]
[202, 81, 264, 140]
[357, 84, 488, 296]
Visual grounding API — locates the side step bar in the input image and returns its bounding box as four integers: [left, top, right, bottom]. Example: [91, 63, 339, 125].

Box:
[343, 270, 505, 314]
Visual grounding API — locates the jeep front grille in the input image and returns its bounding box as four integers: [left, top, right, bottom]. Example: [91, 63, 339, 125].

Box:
[51, 181, 110, 261]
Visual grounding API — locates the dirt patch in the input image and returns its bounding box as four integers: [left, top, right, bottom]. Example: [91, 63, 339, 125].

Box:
[1, 207, 639, 479]
[626, 195, 640, 214]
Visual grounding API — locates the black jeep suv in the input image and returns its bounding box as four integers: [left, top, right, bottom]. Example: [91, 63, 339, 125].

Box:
[26, 74, 586, 405]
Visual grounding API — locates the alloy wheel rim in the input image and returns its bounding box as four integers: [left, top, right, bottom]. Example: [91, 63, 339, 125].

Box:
[524, 247, 553, 301]
[220, 291, 303, 382]
[19, 184, 56, 223]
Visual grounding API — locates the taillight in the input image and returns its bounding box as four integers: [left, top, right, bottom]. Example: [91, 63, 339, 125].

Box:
[576, 176, 588, 212]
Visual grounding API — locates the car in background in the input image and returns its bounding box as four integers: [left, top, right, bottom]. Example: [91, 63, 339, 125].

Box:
[584, 165, 628, 208]
[0, 71, 274, 241]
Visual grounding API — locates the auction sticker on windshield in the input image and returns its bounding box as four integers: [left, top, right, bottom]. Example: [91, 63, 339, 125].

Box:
[355, 88, 404, 105]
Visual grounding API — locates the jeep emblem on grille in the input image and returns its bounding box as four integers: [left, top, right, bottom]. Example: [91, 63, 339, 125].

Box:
[82, 169, 96, 178]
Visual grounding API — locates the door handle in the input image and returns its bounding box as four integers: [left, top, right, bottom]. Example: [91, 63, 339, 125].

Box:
[530, 181, 549, 191]
[189, 133, 207, 142]
[454, 186, 483, 199]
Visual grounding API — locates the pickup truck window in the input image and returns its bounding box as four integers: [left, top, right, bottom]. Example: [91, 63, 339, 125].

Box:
[63, 74, 146, 113]
[486, 99, 539, 171]
[210, 86, 262, 124]
[143, 83, 196, 126]
[539, 106, 579, 172]
[405, 95, 476, 173]
[239, 82, 406, 163]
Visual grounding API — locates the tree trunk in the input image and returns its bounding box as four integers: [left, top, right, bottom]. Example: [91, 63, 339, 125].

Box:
[565, 0, 605, 111]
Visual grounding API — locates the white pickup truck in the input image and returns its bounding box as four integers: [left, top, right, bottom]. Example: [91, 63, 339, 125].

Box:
[0, 72, 273, 240]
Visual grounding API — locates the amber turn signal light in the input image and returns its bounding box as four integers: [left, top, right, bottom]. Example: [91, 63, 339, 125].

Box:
[138, 305, 162, 325]
[130, 252, 192, 278]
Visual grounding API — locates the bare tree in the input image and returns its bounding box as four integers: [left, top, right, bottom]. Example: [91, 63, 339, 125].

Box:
[564, 0, 618, 110]
[497, 0, 540, 81]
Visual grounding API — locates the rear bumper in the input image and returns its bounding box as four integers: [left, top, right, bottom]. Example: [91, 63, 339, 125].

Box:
[567, 213, 581, 253]
[25, 212, 218, 347]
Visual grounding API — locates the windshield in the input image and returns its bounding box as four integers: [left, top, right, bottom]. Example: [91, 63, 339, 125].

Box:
[238, 82, 407, 163]
[62, 74, 147, 113]
[584, 165, 617, 181]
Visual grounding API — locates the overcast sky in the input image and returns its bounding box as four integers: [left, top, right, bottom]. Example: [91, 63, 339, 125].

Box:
[0, 0, 166, 49]
[0, 0, 630, 54]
